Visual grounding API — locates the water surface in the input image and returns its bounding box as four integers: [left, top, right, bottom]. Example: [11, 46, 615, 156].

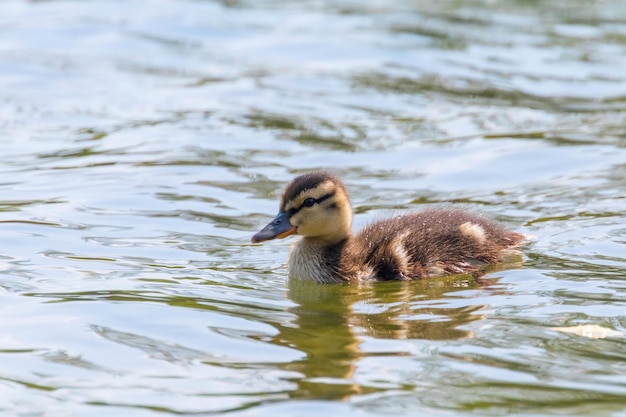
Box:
[1, 0, 626, 415]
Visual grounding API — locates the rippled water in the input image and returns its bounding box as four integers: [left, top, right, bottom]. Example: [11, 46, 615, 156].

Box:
[1, 0, 626, 415]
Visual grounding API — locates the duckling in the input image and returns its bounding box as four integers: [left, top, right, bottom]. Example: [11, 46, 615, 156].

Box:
[252, 172, 525, 284]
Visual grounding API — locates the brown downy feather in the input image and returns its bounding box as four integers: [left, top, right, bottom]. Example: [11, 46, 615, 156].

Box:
[339, 209, 524, 281]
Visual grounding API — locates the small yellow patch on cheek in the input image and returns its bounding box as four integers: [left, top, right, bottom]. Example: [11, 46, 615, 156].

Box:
[459, 222, 486, 244]
[289, 211, 303, 227]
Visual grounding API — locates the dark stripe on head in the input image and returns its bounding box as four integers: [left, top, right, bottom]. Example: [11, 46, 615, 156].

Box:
[280, 171, 344, 210]
[289, 191, 336, 215]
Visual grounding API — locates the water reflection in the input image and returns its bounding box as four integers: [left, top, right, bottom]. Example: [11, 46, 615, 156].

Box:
[92, 324, 207, 366]
[274, 275, 497, 400]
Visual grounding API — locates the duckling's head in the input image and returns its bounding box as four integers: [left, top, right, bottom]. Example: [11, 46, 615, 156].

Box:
[252, 172, 352, 244]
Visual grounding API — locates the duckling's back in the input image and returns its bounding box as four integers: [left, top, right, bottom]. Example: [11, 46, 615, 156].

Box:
[344, 208, 525, 281]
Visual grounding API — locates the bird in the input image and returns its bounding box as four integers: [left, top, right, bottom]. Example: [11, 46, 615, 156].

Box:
[251, 171, 525, 284]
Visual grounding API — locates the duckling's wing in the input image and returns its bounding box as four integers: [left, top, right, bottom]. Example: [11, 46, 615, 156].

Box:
[353, 209, 524, 280]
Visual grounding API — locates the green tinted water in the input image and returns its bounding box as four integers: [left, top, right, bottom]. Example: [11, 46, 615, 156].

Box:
[1, 0, 625, 415]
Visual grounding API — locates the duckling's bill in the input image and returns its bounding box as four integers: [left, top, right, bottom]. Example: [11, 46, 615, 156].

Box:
[251, 211, 297, 243]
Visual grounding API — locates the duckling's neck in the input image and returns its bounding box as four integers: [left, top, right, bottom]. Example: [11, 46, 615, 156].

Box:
[287, 236, 350, 284]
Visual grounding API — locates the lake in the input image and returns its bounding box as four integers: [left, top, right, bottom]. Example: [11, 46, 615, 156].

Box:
[1, 0, 625, 415]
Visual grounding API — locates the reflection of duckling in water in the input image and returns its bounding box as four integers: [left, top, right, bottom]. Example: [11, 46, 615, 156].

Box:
[287, 277, 489, 341]
[252, 171, 525, 284]
[274, 276, 496, 400]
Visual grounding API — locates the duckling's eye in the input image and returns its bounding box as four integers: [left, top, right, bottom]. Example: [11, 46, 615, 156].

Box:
[303, 197, 316, 207]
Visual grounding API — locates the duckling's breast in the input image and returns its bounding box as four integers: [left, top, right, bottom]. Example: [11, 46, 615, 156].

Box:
[287, 238, 346, 284]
